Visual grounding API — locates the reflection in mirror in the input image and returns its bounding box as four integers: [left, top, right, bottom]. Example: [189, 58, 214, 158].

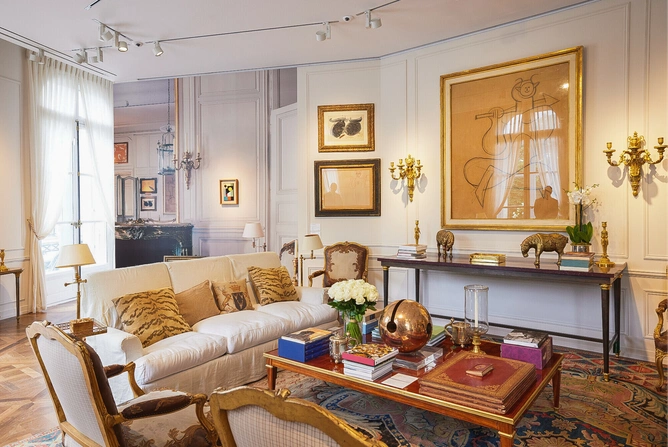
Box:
[116, 174, 138, 222]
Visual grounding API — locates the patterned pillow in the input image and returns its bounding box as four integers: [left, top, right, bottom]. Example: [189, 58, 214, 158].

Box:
[247, 265, 299, 305]
[112, 287, 191, 347]
[173, 280, 221, 326]
[211, 280, 253, 313]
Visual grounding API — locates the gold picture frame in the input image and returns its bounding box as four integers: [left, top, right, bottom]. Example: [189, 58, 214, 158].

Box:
[441, 47, 583, 231]
[318, 103, 375, 152]
[220, 179, 239, 205]
[315, 159, 380, 217]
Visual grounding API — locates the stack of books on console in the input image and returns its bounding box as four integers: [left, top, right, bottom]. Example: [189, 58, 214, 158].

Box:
[559, 251, 595, 272]
[419, 351, 536, 414]
[393, 346, 443, 370]
[426, 325, 446, 347]
[278, 327, 332, 362]
[501, 329, 553, 370]
[396, 244, 427, 259]
[341, 343, 399, 381]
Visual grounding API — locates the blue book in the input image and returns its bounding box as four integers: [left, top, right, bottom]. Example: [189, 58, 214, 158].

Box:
[278, 337, 330, 362]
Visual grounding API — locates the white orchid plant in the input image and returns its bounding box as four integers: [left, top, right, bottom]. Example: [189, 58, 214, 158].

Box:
[327, 279, 379, 343]
[565, 183, 599, 244]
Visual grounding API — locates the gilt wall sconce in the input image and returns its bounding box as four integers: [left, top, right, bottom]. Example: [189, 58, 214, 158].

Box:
[174, 150, 201, 190]
[389, 154, 423, 202]
[603, 132, 665, 197]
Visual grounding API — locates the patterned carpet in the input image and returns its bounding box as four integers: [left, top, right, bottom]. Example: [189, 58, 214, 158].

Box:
[6, 348, 667, 447]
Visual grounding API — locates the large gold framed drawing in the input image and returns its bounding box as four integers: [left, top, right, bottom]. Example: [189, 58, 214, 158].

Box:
[441, 47, 582, 231]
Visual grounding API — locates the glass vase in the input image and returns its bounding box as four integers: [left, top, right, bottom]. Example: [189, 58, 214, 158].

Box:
[343, 313, 363, 345]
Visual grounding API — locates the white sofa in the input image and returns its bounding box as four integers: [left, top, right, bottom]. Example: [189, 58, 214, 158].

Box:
[82, 252, 338, 403]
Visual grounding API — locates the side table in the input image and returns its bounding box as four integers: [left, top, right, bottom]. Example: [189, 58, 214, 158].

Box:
[0, 268, 23, 320]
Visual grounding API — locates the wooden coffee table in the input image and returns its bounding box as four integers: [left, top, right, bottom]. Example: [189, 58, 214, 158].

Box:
[264, 339, 562, 447]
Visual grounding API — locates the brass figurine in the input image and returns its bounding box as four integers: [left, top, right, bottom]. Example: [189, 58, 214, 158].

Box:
[597, 222, 615, 269]
[0, 249, 7, 272]
[436, 229, 455, 258]
[520, 233, 568, 267]
[389, 154, 423, 202]
[603, 132, 665, 197]
[414, 220, 421, 245]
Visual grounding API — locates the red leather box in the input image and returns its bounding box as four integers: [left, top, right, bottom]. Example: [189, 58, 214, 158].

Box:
[501, 336, 553, 369]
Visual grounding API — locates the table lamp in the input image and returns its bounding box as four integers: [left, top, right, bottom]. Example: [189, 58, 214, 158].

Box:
[242, 222, 266, 252]
[300, 234, 323, 286]
[55, 244, 96, 319]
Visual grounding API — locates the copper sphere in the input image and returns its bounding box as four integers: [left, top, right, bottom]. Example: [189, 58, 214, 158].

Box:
[379, 300, 432, 353]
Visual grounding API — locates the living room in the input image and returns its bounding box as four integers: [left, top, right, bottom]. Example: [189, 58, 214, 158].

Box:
[0, 0, 666, 444]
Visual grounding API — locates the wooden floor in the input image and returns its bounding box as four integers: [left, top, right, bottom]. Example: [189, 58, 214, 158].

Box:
[0, 301, 76, 446]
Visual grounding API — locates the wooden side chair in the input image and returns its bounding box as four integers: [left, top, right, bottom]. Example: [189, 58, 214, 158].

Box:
[26, 321, 216, 447]
[308, 241, 369, 287]
[210, 386, 388, 447]
[654, 299, 667, 391]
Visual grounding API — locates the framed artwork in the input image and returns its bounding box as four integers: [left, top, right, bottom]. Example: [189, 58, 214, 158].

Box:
[441, 46, 582, 230]
[114, 142, 128, 164]
[140, 178, 157, 195]
[318, 103, 375, 152]
[315, 159, 381, 217]
[140, 195, 156, 211]
[163, 173, 176, 214]
[220, 179, 239, 205]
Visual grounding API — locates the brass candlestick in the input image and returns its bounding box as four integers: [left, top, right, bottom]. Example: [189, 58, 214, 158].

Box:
[0, 249, 8, 272]
[597, 222, 615, 269]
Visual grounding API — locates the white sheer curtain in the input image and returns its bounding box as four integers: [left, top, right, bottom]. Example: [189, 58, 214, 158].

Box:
[26, 58, 79, 312]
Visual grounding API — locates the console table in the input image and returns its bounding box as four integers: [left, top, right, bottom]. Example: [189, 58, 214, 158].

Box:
[378, 254, 626, 380]
[0, 268, 23, 320]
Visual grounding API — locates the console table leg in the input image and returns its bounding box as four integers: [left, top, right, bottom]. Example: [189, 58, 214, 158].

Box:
[383, 266, 389, 307]
[498, 429, 515, 447]
[266, 364, 277, 390]
[553, 366, 562, 409]
[614, 276, 622, 356]
[600, 283, 611, 381]
[15, 272, 20, 320]
[415, 268, 420, 303]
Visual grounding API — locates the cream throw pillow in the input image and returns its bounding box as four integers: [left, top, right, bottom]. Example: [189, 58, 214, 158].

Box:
[174, 280, 221, 326]
[211, 280, 253, 313]
[247, 265, 299, 305]
[112, 287, 191, 348]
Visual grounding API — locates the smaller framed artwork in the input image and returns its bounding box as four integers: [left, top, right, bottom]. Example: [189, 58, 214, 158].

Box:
[140, 195, 157, 211]
[318, 103, 375, 152]
[114, 142, 128, 164]
[315, 159, 381, 217]
[140, 178, 157, 195]
[220, 179, 239, 205]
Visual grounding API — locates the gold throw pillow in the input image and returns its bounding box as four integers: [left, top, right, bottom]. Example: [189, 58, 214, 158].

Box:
[174, 280, 221, 326]
[211, 280, 253, 313]
[112, 287, 191, 347]
[247, 265, 299, 305]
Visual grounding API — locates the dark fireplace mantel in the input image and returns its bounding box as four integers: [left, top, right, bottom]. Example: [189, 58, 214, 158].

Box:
[115, 221, 193, 268]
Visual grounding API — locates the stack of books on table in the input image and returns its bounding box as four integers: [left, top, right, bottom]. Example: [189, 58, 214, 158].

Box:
[341, 343, 399, 380]
[426, 325, 446, 347]
[396, 244, 427, 259]
[559, 251, 595, 272]
[277, 327, 332, 362]
[393, 346, 443, 370]
[501, 329, 553, 370]
[418, 351, 536, 414]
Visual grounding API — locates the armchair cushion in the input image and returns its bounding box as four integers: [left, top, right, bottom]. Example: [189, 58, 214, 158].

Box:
[247, 266, 299, 305]
[174, 280, 221, 326]
[113, 287, 191, 348]
[212, 280, 253, 313]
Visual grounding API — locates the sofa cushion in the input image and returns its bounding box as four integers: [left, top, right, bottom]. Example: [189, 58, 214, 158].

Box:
[192, 311, 291, 354]
[247, 266, 299, 305]
[255, 301, 339, 332]
[166, 256, 234, 293]
[133, 332, 228, 385]
[112, 287, 191, 348]
[212, 280, 253, 313]
[173, 280, 221, 326]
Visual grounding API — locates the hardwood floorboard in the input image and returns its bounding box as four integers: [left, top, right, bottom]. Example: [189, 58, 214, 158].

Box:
[0, 301, 76, 446]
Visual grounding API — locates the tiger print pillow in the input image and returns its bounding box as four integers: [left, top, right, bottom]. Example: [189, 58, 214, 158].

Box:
[247, 265, 299, 305]
[112, 287, 191, 347]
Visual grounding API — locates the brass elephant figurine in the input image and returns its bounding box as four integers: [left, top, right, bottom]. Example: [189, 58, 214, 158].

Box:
[520, 233, 568, 267]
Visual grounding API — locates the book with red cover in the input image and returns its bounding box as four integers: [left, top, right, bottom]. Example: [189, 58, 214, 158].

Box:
[340, 343, 399, 366]
[501, 336, 553, 370]
[418, 351, 536, 408]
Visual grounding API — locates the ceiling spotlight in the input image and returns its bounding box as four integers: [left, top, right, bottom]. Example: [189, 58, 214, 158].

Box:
[365, 10, 382, 29]
[73, 50, 86, 64]
[118, 41, 128, 52]
[99, 23, 113, 41]
[315, 22, 331, 41]
[153, 41, 163, 57]
[38, 48, 45, 64]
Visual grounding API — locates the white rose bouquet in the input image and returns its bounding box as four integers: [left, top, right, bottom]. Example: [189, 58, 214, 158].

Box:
[327, 279, 379, 344]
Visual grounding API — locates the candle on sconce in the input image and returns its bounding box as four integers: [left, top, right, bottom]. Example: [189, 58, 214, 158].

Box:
[399, 159, 403, 164]
[390, 162, 394, 168]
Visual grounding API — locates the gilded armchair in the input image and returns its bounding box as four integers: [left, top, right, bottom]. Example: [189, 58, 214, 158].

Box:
[654, 299, 667, 391]
[308, 241, 369, 287]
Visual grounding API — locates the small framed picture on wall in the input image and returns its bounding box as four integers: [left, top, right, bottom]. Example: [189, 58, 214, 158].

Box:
[220, 179, 239, 205]
[114, 142, 129, 164]
[140, 196, 157, 211]
[140, 178, 157, 194]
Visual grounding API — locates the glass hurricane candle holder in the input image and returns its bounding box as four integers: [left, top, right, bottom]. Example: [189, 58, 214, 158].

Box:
[464, 284, 489, 354]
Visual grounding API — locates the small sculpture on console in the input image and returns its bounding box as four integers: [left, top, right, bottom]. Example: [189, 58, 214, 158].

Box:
[520, 233, 568, 267]
[436, 229, 455, 259]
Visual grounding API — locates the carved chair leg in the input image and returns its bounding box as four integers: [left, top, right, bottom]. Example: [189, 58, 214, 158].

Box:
[656, 351, 666, 392]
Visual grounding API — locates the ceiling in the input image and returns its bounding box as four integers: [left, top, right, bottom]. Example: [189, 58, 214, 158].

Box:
[1, 0, 590, 83]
